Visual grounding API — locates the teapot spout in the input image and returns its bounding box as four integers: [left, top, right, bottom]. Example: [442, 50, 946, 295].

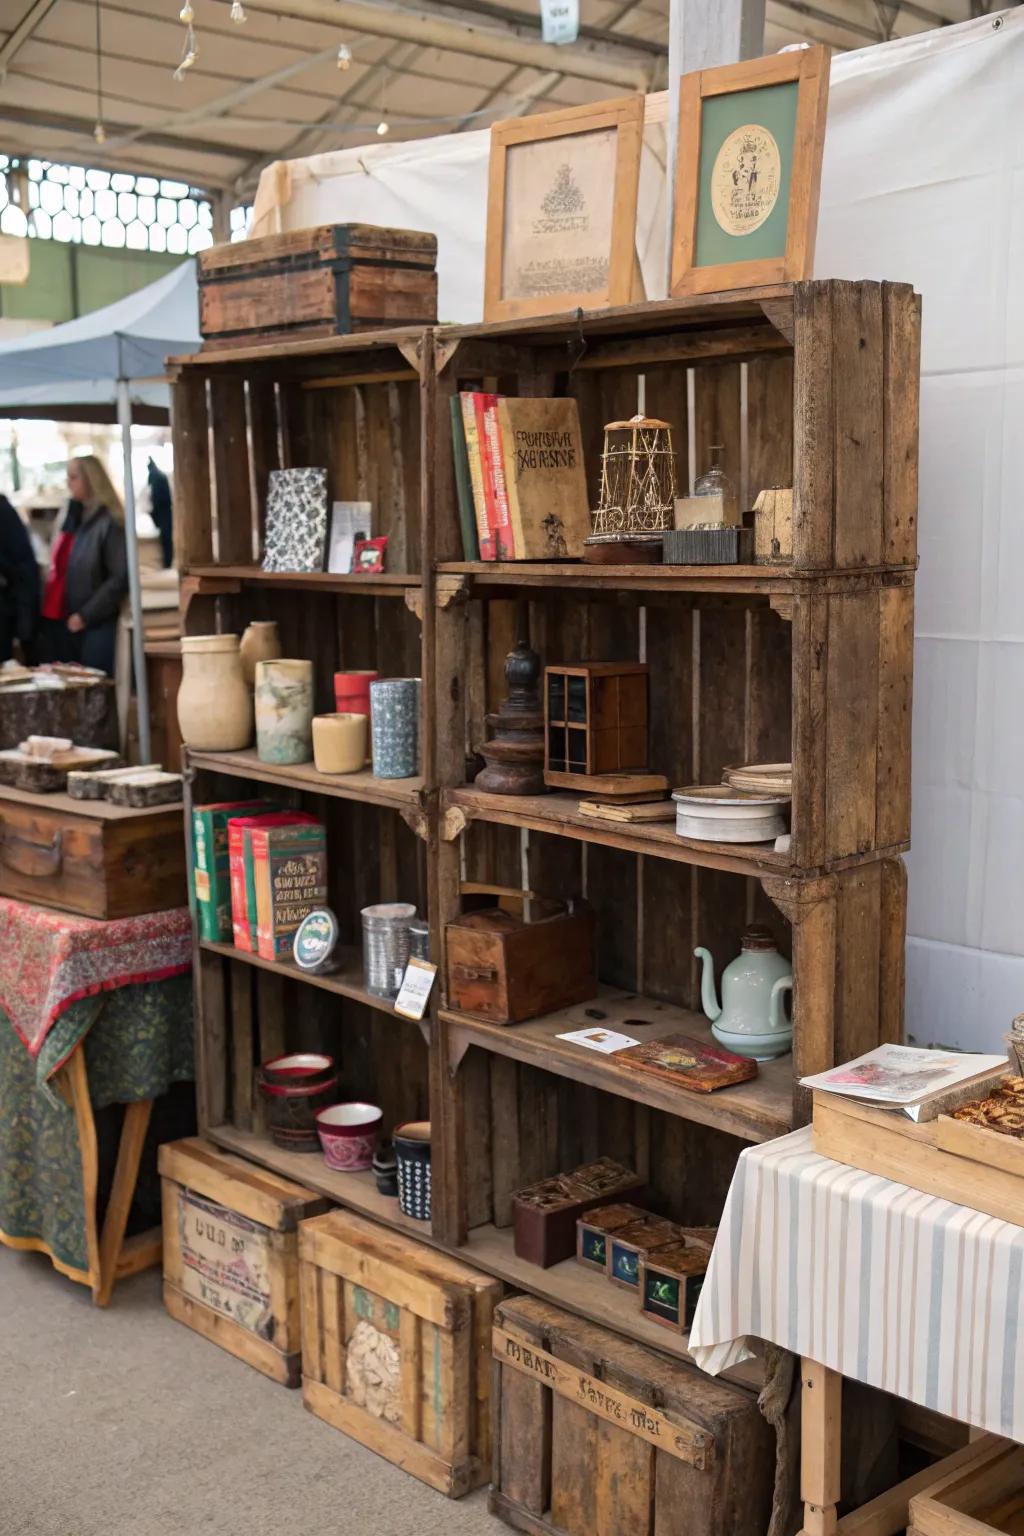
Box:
[693, 946, 721, 1022]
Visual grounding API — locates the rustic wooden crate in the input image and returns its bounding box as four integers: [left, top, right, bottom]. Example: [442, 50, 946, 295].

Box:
[198, 224, 437, 348]
[159, 1137, 329, 1386]
[0, 783, 187, 918]
[490, 1294, 774, 1536]
[909, 1436, 1024, 1535]
[299, 1208, 503, 1497]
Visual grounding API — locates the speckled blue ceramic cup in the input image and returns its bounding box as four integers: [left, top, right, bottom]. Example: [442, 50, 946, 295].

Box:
[370, 677, 420, 779]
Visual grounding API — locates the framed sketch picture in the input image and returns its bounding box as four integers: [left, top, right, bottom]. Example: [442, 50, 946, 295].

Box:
[484, 96, 644, 322]
[670, 47, 830, 297]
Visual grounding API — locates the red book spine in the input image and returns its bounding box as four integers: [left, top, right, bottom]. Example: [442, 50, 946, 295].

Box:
[228, 821, 251, 952]
[473, 391, 500, 561]
[484, 402, 514, 559]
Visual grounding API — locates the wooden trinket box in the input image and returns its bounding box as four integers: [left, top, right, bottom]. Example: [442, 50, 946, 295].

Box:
[159, 1138, 329, 1387]
[198, 223, 437, 349]
[638, 1240, 711, 1333]
[544, 662, 650, 791]
[299, 1208, 501, 1498]
[445, 897, 596, 1023]
[575, 1201, 649, 1271]
[607, 1216, 682, 1290]
[491, 1295, 774, 1536]
[0, 782, 187, 918]
[512, 1159, 642, 1269]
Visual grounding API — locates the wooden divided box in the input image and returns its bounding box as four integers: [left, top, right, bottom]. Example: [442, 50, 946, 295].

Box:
[299, 1209, 502, 1498]
[491, 1295, 774, 1536]
[198, 223, 438, 348]
[909, 1435, 1024, 1534]
[812, 1090, 1024, 1228]
[159, 1138, 328, 1386]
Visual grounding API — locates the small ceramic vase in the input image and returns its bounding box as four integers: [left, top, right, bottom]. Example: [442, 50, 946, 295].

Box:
[255, 658, 314, 765]
[334, 669, 377, 716]
[177, 634, 252, 751]
[312, 712, 367, 774]
[239, 620, 281, 685]
[394, 1121, 432, 1221]
[370, 677, 420, 779]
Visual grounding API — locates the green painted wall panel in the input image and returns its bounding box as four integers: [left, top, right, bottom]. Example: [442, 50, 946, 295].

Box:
[0, 242, 184, 323]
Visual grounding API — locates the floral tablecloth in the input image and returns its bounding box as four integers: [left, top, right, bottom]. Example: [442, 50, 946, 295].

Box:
[0, 898, 192, 1062]
[0, 898, 195, 1280]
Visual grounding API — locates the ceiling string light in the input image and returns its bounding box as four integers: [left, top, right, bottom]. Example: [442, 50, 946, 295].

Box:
[229, 1, 247, 21]
[376, 68, 390, 136]
[93, 0, 106, 142]
[174, 0, 199, 79]
[336, 43, 352, 69]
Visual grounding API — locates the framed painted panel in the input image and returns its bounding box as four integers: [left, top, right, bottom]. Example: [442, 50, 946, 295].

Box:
[484, 96, 644, 322]
[670, 48, 830, 297]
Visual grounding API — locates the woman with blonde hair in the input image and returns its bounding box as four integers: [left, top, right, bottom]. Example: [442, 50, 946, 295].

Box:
[41, 454, 128, 676]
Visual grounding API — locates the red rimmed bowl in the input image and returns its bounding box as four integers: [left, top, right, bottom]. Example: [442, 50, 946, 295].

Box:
[258, 1073, 339, 1151]
[261, 1052, 335, 1088]
[315, 1102, 383, 1172]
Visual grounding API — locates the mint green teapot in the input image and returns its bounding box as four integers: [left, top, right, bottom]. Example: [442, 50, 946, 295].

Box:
[694, 925, 792, 1060]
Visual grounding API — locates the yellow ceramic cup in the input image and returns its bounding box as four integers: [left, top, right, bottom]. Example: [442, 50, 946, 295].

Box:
[312, 712, 368, 774]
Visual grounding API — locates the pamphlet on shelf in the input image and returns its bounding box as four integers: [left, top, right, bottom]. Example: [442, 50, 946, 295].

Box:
[557, 1026, 641, 1055]
[802, 1043, 1008, 1121]
[394, 957, 437, 1020]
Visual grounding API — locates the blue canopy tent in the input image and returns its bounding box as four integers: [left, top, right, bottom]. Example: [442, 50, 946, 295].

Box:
[0, 260, 201, 758]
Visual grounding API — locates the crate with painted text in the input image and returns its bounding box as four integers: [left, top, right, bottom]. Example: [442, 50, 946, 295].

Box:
[159, 1137, 329, 1386]
[298, 1208, 503, 1497]
[490, 1293, 774, 1536]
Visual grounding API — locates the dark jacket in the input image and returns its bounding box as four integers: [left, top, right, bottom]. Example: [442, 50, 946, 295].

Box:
[64, 503, 128, 628]
[0, 494, 39, 650]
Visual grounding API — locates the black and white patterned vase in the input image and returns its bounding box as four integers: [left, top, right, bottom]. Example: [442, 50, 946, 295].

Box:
[394, 1122, 431, 1221]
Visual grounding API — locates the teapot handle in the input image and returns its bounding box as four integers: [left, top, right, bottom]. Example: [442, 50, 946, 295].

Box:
[769, 977, 793, 1033]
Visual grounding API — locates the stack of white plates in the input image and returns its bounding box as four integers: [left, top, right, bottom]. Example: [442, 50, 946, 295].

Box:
[671, 784, 790, 843]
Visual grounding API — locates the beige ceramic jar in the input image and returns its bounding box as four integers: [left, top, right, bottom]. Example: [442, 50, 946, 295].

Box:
[239, 620, 281, 685]
[312, 712, 368, 774]
[177, 634, 253, 750]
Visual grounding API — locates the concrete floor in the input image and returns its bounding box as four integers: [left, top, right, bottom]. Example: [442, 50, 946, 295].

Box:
[0, 1245, 499, 1536]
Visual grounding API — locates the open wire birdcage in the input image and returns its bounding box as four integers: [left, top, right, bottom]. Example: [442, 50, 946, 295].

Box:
[591, 415, 677, 538]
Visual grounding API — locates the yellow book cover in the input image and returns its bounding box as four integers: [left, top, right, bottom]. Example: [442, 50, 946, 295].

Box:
[497, 397, 591, 559]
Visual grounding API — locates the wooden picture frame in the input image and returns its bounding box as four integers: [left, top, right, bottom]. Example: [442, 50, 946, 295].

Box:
[484, 96, 644, 322]
[670, 47, 830, 297]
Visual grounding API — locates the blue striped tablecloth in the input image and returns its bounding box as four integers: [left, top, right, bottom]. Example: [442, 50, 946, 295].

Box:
[689, 1126, 1024, 1442]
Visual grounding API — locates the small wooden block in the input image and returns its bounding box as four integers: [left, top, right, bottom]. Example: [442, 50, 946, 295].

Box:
[575, 1202, 650, 1271]
[606, 1217, 682, 1290]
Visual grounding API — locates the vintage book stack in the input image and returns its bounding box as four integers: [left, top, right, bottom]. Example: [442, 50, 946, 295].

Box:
[171, 275, 920, 1524]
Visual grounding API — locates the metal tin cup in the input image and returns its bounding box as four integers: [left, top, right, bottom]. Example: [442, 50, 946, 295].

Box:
[408, 919, 430, 961]
[362, 902, 417, 997]
[394, 1120, 431, 1221]
[370, 677, 420, 779]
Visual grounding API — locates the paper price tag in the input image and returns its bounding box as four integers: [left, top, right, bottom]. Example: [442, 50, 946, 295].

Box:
[557, 1026, 641, 1055]
[540, 0, 579, 45]
[394, 957, 438, 1020]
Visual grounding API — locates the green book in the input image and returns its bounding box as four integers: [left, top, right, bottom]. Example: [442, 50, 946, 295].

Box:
[192, 800, 274, 943]
[450, 393, 479, 561]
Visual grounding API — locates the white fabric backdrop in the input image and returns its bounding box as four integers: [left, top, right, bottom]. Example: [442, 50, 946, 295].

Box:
[252, 12, 1024, 1051]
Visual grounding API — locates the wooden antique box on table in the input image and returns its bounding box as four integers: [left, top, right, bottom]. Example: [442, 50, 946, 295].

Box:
[198, 223, 438, 349]
[908, 1435, 1024, 1535]
[491, 1295, 774, 1536]
[0, 783, 187, 918]
[299, 1208, 502, 1498]
[445, 897, 596, 1024]
[159, 1138, 329, 1386]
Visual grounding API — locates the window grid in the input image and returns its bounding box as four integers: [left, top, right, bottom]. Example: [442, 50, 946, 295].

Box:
[0, 156, 216, 255]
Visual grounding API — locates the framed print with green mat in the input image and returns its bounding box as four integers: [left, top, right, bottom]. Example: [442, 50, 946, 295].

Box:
[670, 48, 829, 297]
[484, 96, 644, 322]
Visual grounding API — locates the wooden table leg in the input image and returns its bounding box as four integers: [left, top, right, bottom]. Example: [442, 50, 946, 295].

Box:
[60, 1046, 103, 1300]
[95, 1098, 154, 1307]
[800, 1357, 842, 1536]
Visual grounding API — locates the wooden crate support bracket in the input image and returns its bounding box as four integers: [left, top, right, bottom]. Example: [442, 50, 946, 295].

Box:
[760, 298, 796, 344]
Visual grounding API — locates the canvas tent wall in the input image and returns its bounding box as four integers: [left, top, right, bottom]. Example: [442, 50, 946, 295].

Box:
[250, 12, 1024, 1053]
